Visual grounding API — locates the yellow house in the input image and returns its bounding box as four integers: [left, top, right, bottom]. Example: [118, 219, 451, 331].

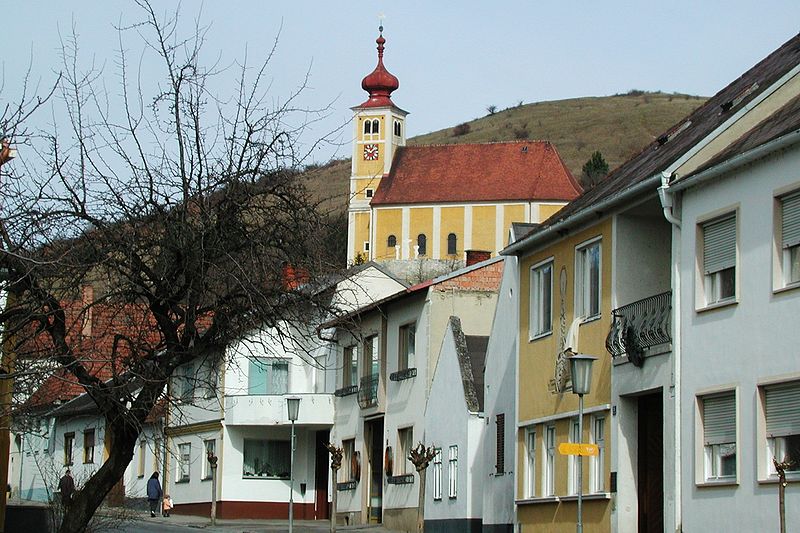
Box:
[347, 30, 581, 265]
[507, 219, 613, 533]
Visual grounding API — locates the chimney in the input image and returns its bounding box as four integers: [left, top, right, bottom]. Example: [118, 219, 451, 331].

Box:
[465, 250, 491, 267]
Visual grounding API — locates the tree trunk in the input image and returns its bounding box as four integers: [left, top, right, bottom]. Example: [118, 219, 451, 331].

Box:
[417, 469, 426, 532]
[330, 465, 337, 533]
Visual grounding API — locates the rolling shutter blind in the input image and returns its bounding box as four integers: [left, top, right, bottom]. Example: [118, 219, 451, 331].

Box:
[765, 381, 800, 437]
[703, 392, 736, 445]
[782, 192, 800, 248]
[703, 215, 736, 274]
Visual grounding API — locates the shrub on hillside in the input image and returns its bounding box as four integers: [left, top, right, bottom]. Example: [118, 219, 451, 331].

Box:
[453, 122, 471, 136]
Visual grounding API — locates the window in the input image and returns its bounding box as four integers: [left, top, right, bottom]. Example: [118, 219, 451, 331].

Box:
[417, 234, 427, 256]
[83, 429, 95, 464]
[363, 335, 379, 377]
[342, 439, 356, 482]
[702, 214, 736, 304]
[64, 433, 75, 466]
[496, 414, 505, 475]
[203, 439, 216, 480]
[363, 241, 370, 253]
[176, 364, 195, 402]
[591, 416, 605, 492]
[204, 361, 219, 399]
[575, 240, 601, 319]
[387, 234, 397, 248]
[530, 260, 553, 338]
[448, 445, 458, 498]
[138, 440, 146, 478]
[568, 418, 580, 494]
[398, 427, 414, 475]
[365, 188, 374, 199]
[543, 425, 555, 496]
[343, 346, 358, 388]
[394, 120, 402, 137]
[178, 442, 191, 482]
[764, 381, 800, 475]
[780, 191, 800, 285]
[701, 391, 737, 481]
[363, 118, 380, 140]
[398, 323, 416, 371]
[447, 233, 457, 255]
[242, 439, 290, 478]
[432, 448, 442, 500]
[525, 428, 536, 498]
[248, 358, 289, 395]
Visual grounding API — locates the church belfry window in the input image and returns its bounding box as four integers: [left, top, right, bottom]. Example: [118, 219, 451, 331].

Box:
[447, 233, 457, 255]
[372, 119, 380, 134]
[364, 120, 371, 135]
[417, 234, 427, 256]
[388, 235, 397, 248]
[394, 120, 402, 137]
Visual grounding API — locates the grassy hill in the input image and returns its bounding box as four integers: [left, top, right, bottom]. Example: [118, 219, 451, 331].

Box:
[302, 91, 707, 212]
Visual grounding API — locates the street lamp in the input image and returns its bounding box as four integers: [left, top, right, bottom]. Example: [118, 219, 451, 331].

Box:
[287, 396, 301, 533]
[569, 354, 597, 533]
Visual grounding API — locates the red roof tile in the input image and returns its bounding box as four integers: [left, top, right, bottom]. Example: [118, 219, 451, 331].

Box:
[370, 141, 581, 206]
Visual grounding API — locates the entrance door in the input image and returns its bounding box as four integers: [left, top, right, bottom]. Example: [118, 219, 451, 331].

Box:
[637, 392, 664, 533]
[314, 430, 330, 519]
[365, 418, 384, 523]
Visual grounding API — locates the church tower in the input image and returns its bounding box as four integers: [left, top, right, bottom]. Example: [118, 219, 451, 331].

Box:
[347, 27, 407, 264]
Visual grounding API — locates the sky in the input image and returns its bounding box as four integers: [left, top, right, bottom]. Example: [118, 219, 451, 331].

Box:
[3, 1, 800, 164]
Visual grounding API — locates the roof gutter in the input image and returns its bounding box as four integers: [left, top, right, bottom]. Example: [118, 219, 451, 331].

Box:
[669, 128, 800, 193]
[502, 174, 661, 256]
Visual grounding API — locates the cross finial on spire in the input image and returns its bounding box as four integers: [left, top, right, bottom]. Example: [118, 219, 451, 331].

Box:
[378, 13, 385, 35]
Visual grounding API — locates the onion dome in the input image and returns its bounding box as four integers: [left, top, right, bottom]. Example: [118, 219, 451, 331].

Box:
[358, 27, 399, 108]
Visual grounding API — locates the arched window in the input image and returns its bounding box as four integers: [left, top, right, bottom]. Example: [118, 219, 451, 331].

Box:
[372, 119, 380, 134]
[394, 120, 402, 137]
[364, 120, 372, 135]
[447, 233, 457, 255]
[387, 235, 397, 248]
[417, 234, 427, 256]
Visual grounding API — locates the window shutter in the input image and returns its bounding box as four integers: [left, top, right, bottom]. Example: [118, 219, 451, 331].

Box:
[782, 192, 800, 248]
[496, 414, 505, 474]
[703, 392, 736, 445]
[766, 381, 800, 437]
[703, 215, 736, 274]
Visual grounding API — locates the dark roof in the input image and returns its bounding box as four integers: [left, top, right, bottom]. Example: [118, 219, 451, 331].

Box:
[370, 141, 581, 206]
[509, 33, 800, 246]
[447, 316, 487, 413]
[688, 92, 800, 176]
[464, 335, 488, 412]
[510, 222, 540, 243]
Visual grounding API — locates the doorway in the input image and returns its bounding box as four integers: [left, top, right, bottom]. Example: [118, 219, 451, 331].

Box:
[637, 392, 663, 533]
[364, 418, 384, 523]
[314, 430, 330, 519]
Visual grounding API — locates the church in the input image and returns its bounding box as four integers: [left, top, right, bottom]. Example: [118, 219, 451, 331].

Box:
[346, 29, 582, 267]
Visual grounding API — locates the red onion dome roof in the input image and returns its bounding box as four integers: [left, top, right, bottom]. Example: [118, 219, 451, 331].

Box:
[358, 29, 399, 108]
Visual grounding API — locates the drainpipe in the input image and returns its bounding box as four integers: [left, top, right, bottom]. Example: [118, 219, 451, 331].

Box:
[658, 172, 682, 533]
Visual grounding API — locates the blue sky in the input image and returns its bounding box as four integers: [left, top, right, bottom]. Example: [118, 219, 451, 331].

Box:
[4, 1, 800, 163]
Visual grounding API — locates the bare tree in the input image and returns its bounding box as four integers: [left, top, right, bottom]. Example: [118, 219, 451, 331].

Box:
[409, 442, 436, 532]
[0, 2, 341, 532]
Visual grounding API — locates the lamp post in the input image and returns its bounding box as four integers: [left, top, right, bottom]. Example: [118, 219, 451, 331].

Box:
[287, 396, 301, 533]
[569, 354, 597, 533]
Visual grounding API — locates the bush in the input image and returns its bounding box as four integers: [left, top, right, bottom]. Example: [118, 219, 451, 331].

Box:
[453, 122, 471, 136]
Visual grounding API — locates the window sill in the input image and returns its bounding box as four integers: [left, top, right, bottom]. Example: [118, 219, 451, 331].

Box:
[516, 496, 559, 505]
[696, 478, 738, 487]
[758, 473, 800, 484]
[337, 481, 358, 491]
[696, 299, 738, 313]
[176, 479, 190, 484]
[529, 331, 553, 342]
[242, 475, 289, 480]
[560, 492, 612, 501]
[580, 314, 602, 325]
[202, 477, 213, 482]
[773, 282, 800, 295]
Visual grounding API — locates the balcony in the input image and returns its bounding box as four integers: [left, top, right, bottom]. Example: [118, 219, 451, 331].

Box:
[357, 374, 379, 409]
[390, 367, 417, 382]
[606, 291, 672, 367]
[224, 393, 334, 426]
[334, 385, 359, 397]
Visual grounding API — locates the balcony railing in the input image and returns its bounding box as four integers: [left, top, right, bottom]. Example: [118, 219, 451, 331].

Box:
[606, 291, 672, 367]
[357, 374, 379, 408]
[390, 367, 417, 382]
[334, 385, 359, 397]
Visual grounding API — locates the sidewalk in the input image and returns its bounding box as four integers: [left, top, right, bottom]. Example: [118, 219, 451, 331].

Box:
[131, 512, 403, 532]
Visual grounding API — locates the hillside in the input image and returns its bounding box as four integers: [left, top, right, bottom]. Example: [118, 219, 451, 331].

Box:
[302, 91, 707, 213]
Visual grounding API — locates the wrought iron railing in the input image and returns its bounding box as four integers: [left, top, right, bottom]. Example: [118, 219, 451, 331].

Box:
[334, 385, 359, 397]
[357, 374, 379, 408]
[606, 291, 672, 366]
[390, 367, 417, 382]
[387, 474, 415, 485]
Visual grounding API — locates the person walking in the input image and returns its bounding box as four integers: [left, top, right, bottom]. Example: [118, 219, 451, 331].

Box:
[58, 469, 75, 506]
[146, 472, 162, 517]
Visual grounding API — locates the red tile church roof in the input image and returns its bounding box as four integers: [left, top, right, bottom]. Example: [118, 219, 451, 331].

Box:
[369, 141, 581, 206]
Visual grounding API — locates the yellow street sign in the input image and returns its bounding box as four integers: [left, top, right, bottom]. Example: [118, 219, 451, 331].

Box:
[558, 442, 599, 456]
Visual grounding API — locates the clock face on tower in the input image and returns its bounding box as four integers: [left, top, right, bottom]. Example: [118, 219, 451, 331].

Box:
[363, 143, 379, 161]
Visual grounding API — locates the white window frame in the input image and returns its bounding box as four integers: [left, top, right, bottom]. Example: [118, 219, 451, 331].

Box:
[760, 380, 800, 480]
[343, 345, 358, 388]
[365, 188, 374, 199]
[138, 440, 146, 478]
[178, 442, 191, 482]
[697, 210, 738, 309]
[525, 427, 536, 498]
[543, 424, 555, 496]
[398, 322, 416, 371]
[695, 388, 738, 485]
[590, 416, 606, 493]
[568, 418, 580, 495]
[529, 258, 554, 339]
[575, 238, 602, 320]
[776, 189, 800, 289]
[342, 438, 356, 482]
[700, 391, 737, 482]
[398, 427, 414, 475]
[448, 445, 458, 499]
[432, 448, 442, 500]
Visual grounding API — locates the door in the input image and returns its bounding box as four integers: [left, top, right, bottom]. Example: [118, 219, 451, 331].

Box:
[637, 392, 664, 533]
[365, 418, 384, 523]
[314, 430, 330, 520]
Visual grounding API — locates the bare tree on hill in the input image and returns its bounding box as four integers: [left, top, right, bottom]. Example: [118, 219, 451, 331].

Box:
[0, 2, 342, 531]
